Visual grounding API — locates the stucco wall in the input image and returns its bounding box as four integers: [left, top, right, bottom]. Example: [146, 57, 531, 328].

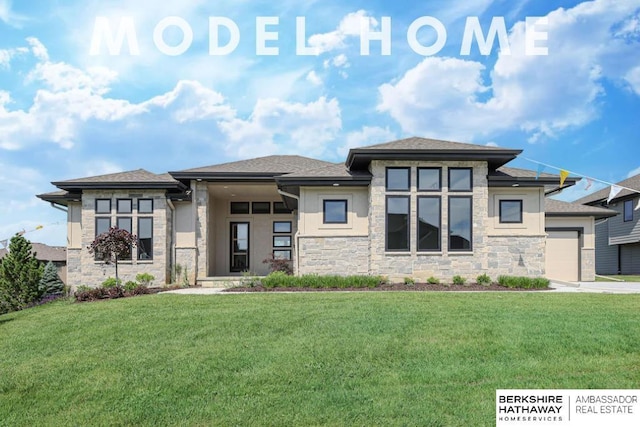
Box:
[487, 188, 545, 235]
[298, 187, 369, 236]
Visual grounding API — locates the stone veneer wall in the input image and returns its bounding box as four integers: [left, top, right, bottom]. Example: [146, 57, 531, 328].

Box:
[368, 160, 492, 282]
[68, 190, 169, 288]
[195, 182, 209, 280]
[297, 236, 369, 276]
[486, 236, 546, 277]
[580, 247, 595, 281]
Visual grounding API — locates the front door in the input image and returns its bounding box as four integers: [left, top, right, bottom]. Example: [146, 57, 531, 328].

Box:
[230, 222, 250, 272]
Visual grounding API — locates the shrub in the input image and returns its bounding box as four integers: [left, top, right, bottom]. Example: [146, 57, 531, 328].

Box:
[76, 285, 92, 292]
[39, 261, 65, 295]
[403, 277, 415, 286]
[260, 273, 383, 289]
[135, 273, 154, 287]
[262, 254, 293, 275]
[497, 275, 550, 289]
[476, 273, 492, 286]
[101, 277, 121, 288]
[427, 276, 440, 285]
[452, 275, 466, 286]
[123, 281, 138, 292]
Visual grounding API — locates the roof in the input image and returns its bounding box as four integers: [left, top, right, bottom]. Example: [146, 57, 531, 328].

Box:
[545, 199, 617, 219]
[170, 155, 334, 180]
[52, 169, 185, 191]
[574, 174, 640, 205]
[0, 243, 66, 263]
[346, 137, 522, 170]
[488, 166, 579, 189]
[276, 163, 372, 186]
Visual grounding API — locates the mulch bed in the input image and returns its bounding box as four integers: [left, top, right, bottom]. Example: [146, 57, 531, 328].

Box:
[224, 283, 549, 292]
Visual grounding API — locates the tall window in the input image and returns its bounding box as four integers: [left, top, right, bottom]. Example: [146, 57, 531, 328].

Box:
[138, 217, 153, 260]
[449, 168, 472, 191]
[386, 168, 410, 191]
[116, 217, 133, 260]
[94, 217, 111, 260]
[624, 199, 633, 222]
[386, 196, 410, 251]
[417, 197, 441, 251]
[449, 197, 472, 251]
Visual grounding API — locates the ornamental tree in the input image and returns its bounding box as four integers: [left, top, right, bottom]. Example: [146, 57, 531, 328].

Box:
[39, 261, 65, 295]
[0, 234, 44, 314]
[88, 227, 137, 284]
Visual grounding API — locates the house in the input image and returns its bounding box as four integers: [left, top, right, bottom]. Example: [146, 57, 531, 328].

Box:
[575, 174, 640, 275]
[37, 137, 616, 287]
[0, 242, 67, 283]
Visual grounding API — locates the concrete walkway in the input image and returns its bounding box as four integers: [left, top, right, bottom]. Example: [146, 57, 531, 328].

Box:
[161, 282, 640, 295]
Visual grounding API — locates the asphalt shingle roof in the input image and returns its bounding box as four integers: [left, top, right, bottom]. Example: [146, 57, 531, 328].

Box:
[0, 243, 66, 262]
[175, 155, 333, 175]
[53, 169, 180, 185]
[359, 137, 517, 152]
[279, 163, 372, 179]
[545, 199, 617, 218]
[574, 174, 640, 205]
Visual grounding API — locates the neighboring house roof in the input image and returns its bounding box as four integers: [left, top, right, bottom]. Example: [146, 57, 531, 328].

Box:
[170, 155, 334, 180]
[51, 169, 185, 191]
[0, 243, 66, 263]
[574, 173, 640, 205]
[346, 137, 522, 170]
[545, 199, 617, 219]
[489, 166, 579, 189]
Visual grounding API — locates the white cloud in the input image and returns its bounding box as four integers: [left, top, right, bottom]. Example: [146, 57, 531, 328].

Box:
[627, 165, 640, 178]
[331, 54, 350, 68]
[338, 126, 397, 157]
[625, 66, 640, 95]
[0, 0, 26, 27]
[218, 97, 342, 158]
[485, 142, 499, 147]
[308, 10, 378, 55]
[377, 0, 640, 142]
[306, 70, 322, 86]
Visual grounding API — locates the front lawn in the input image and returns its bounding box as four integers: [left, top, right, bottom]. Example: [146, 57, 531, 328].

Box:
[1, 293, 639, 426]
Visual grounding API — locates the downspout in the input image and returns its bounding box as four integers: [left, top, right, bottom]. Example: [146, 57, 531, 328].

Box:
[166, 198, 176, 284]
[277, 189, 301, 276]
[50, 202, 68, 213]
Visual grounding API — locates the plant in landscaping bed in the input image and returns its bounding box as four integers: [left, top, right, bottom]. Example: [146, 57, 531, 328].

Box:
[403, 277, 415, 286]
[452, 275, 466, 286]
[476, 273, 492, 286]
[0, 234, 44, 314]
[135, 273, 154, 287]
[427, 276, 440, 285]
[39, 261, 65, 295]
[88, 227, 137, 284]
[260, 272, 384, 289]
[101, 277, 121, 288]
[262, 253, 293, 275]
[124, 281, 138, 292]
[497, 275, 550, 289]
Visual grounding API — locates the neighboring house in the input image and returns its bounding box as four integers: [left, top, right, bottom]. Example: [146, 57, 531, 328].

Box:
[37, 137, 615, 287]
[575, 174, 640, 275]
[0, 242, 67, 283]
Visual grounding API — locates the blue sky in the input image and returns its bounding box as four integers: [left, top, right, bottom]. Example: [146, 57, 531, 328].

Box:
[1, 0, 639, 246]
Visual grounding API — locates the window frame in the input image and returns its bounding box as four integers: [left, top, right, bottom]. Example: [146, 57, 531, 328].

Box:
[138, 198, 154, 214]
[116, 217, 133, 260]
[385, 195, 411, 252]
[273, 201, 292, 214]
[448, 167, 473, 192]
[385, 167, 411, 191]
[273, 250, 292, 260]
[137, 217, 154, 260]
[624, 199, 633, 222]
[273, 221, 292, 234]
[95, 217, 111, 236]
[417, 196, 441, 252]
[448, 196, 473, 252]
[417, 167, 442, 192]
[95, 199, 111, 214]
[499, 200, 523, 224]
[323, 199, 348, 224]
[273, 236, 292, 248]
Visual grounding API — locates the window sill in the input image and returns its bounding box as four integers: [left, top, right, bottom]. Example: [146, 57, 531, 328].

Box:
[416, 251, 443, 256]
[384, 251, 411, 256]
[448, 251, 474, 256]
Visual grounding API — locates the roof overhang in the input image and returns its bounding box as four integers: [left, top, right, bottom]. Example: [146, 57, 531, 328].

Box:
[169, 172, 288, 181]
[275, 176, 372, 187]
[546, 211, 617, 220]
[36, 191, 82, 206]
[488, 176, 579, 188]
[346, 149, 522, 170]
[51, 181, 187, 191]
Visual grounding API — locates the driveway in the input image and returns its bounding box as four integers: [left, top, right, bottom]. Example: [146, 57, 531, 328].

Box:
[551, 281, 640, 294]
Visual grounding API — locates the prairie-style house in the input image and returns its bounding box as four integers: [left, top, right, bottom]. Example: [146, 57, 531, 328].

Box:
[38, 137, 616, 287]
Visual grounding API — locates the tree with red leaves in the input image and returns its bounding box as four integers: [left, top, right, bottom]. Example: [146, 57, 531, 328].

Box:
[88, 227, 137, 284]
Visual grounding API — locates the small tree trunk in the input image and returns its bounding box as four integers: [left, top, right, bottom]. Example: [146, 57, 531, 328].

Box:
[115, 258, 119, 285]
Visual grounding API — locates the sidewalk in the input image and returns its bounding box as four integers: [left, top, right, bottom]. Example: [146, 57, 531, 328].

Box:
[550, 281, 640, 294]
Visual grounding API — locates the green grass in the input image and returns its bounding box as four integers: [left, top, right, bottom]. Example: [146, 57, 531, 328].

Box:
[1, 293, 639, 426]
[596, 275, 640, 282]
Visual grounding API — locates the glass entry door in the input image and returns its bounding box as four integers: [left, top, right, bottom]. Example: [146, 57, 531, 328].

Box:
[230, 222, 249, 272]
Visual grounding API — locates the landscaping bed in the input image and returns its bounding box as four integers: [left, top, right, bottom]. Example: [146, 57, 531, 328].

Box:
[226, 282, 549, 292]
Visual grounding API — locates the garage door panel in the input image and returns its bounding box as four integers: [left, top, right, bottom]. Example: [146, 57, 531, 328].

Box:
[546, 230, 579, 282]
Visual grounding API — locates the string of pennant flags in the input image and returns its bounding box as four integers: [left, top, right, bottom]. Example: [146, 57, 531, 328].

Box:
[522, 157, 640, 210]
[0, 222, 62, 250]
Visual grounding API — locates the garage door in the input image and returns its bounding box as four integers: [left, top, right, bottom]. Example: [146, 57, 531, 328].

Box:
[620, 243, 640, 275]
[546, 230, 580, 282]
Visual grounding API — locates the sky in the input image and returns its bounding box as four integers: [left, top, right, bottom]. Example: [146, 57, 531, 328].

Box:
[0, 0, 639, 246]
